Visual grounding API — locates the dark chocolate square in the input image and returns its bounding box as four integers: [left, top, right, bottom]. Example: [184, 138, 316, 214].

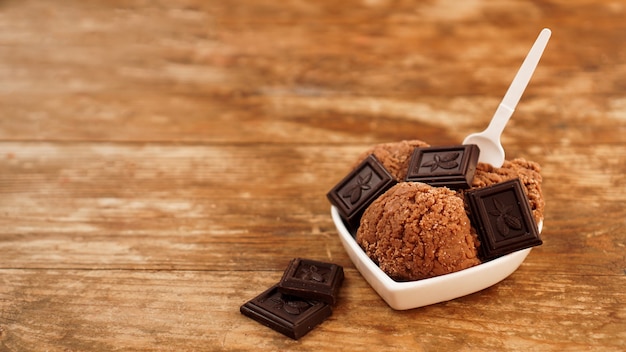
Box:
[466, 178, 542, 260]
[277, 258, 344, 304]
[327, 154, 396, 230]
[240, 284, 332, 340]
[405, 144, 480, 189]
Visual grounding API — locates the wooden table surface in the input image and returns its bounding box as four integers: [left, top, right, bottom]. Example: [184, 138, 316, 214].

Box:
[1, 1, 625, 351]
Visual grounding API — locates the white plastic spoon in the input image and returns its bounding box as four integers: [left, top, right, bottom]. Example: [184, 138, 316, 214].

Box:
[463, 28, 551, 167]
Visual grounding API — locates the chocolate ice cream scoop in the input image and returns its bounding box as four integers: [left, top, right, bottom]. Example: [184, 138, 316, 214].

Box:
[357, 182, 481, 281]
[468, 158, 545, 223]
[354, 140, 430, 181]
[356, 139, 545, 222]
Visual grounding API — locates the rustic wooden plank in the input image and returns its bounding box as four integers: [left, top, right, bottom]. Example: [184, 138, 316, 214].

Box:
[1, 1, 625, 144]
[0, 90, 625, 146]
[0, 269, 624, 351]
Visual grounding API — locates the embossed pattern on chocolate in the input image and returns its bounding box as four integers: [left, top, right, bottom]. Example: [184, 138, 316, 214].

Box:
[465, 178, 542, 260]
[327, 154, 396, 230]
[240, 284, 332, 340]
[405, 144, 479, 189]
[278, 258, 344, 304]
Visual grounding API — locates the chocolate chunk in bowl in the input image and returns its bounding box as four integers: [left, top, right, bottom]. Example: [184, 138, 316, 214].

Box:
[326, 154, 396, 232]
[405, 144, 480, 189]
[465, 178, 543, 260]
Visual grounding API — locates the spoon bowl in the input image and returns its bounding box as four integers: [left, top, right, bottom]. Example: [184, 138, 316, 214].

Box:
[463, 120, 507, 167]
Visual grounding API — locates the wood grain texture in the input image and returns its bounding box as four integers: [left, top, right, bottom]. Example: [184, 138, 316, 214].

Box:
[1, 0, 625, 351]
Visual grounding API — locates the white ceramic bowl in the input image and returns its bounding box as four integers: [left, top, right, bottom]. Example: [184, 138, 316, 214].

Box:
[331, 206, 543, 310]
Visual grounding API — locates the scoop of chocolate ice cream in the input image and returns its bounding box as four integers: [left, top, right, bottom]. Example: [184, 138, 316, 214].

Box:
[466, 158, 544, 223]
[354, 140, 430, 181]
[355, 139, 545, 223]
[357, 182, 481, 281]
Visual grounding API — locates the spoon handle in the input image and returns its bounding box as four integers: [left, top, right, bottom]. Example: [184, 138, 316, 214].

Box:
[485, 28, 551, 137]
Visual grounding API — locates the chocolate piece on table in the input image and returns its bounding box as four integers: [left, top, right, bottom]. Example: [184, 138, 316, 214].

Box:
[465, 178, 542, 260]
[405, 144, 480, 189]
[327, 154, 397, 231]
[278, 258, 344, 305]
[240, 284, 332, 340]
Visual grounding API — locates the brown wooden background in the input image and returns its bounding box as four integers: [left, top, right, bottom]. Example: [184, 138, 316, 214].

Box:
[1, 0, 625, 351]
